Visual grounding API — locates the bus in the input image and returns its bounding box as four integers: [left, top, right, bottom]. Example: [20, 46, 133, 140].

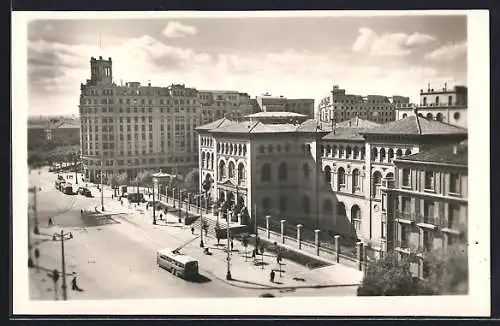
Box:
[156, 248, 199, 279]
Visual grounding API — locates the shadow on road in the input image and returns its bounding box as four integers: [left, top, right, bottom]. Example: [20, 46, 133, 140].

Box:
[185, 274, 212, 284]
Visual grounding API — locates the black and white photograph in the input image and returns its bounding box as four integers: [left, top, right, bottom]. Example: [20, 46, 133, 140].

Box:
[12, 10, 490, 316]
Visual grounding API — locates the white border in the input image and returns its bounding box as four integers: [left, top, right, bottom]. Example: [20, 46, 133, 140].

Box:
[12, 10, 490, 316]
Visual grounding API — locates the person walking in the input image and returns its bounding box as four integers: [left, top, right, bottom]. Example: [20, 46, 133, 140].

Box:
[191, 227, 195, 235]
[270, 270, 275, 283]
[48, 217, 54, 226]
[71, 273, 83, 292]
[159, 213, 163, 220]
[230, 239, 234, 251]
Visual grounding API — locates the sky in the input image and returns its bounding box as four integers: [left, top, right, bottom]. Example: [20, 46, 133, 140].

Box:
[26, 14, 467, 116]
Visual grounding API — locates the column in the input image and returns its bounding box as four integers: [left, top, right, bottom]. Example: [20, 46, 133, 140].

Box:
[314, 229, 320, 256]
[356, 241, 364, 271]
[297, 224, 303, 249]
[334, 234, 341, 263]
[280, 219, 286, 244]
[266, 215, 271, 239]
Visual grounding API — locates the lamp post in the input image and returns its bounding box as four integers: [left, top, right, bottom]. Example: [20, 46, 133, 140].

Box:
[226, 209, 232, 280]
[52, 229, 73, 301]
[198, 193, 204, 248]
[152, 179, 157, 225]
[74, 153, 79, 185]
[100, 160, 104, 212]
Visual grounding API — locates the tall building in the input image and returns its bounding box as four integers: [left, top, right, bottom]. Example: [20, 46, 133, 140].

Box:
[197, 109, 468, 264]
[382, 140, 468, 278]
[318, 84, 411, 124]
[395, 84, 468, 128]
[79, 56, 253, 182]
[254, 93, 315, 118]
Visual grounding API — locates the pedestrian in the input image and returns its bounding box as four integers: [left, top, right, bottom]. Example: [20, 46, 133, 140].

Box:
[252, 248, 256, 259]
[191, 227, 195, 234]
[230, 239, 234, 251]
[204, 227, 208, 237]
[111, 194, 114, 199]
[71, 274, 83, 291]
[120, 200, 123, 206]
[48, 217, 54, 226]
[270, 270, 275, 283]
[160, 213, 163, 220]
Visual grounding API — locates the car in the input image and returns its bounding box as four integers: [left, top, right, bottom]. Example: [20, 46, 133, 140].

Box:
[78, 187, 92, 197]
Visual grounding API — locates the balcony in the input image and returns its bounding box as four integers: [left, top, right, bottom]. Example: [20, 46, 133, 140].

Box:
[395, 210, 417, 225]
[381, 178, 395, 189]
[416, 214, 440, 230]
[395, 239, 419, 254]
[438, 219, 467, 235]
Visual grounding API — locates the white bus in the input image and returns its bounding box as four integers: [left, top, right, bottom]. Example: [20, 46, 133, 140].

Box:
[156, 248, 199, 279]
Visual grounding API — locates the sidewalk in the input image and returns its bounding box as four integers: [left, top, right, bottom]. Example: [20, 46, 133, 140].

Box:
[92, 188, 363, 290]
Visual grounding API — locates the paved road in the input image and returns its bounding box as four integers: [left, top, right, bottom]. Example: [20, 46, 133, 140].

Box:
[28, 167, 357, 300]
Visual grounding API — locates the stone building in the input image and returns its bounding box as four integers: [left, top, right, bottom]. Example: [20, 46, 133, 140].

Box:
[396, 84, 468, 128]
[381, 140, 468, 278]
[254, 94, 315, 119]
[318, 84, 411, 125]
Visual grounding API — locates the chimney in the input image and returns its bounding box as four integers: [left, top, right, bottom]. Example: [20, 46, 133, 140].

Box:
[453, 144, 458, 155]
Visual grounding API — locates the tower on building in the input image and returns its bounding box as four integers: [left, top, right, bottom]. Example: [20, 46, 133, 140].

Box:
[89, 56, 113, 86]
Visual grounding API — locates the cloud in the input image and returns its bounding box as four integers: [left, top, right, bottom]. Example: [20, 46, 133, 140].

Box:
[352, 27, 437, 56]
[161, 21, 197, 38]
[424, 41, 467, 61]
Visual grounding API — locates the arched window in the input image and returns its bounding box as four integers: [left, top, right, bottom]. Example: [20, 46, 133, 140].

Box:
[228, 161, 235, 179]
[217, 143, 220, 153]
[388, 148, 394, 162]
[302, 196, 310, 214]
[323, 200, 333, 214]
[337, 167, 346, 190]
[326, 145, 331, 157]
[402, 113, 408, 118]
[448, 95, 452, 105]
[372, 171, 382, 197]
[339, 146, 344, 158]
[218, 160, 226, 180]
[426, 113, 433, 119]
[211, 154, 214, 170]
[423, 97, 427, 106]
[237, 163, 245, 184]
[386, 172, 394, 180]
[332, 145, 338, 157]
[435, 96, 440, 105]
[320, 145, 325, 157]
[324, 165, 332, 184]
[352, 169, 360, 191]
[405, 149, 412, 156]
[396, 149, 403, 157]
[261, 163, 272, 182]
[361, 148, 366, 159]
[372, 147, 378, 161]
[351, 205, 361, 231]
[453, 112, 460, 120]
[278, 162, 288, 181]
[262, 197, 272, 213]
[201, 152, 206, 167]
[346, 146, 352, 159]
[353, 147, 359, 160]
[303, 163, 310, 181]
[379, 148, 386, 162]
[436, 113, 443, 122]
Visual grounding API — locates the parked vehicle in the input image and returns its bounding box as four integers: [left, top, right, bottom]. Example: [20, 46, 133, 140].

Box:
[78, 187, 92, 197]
[156, 248, 199, 280]
[62, 182, 74, 195]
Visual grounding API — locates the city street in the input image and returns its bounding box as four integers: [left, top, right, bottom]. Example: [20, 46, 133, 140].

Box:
[28, 167, 359, 300]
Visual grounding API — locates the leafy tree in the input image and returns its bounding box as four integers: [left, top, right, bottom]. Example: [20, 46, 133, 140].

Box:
[357, 252, 423, 296]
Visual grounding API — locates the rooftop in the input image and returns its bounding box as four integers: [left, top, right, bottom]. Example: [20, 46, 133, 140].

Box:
[360, 113, 467, 136]
[246, 111, 307, 119]
[395, 140, 468, 166]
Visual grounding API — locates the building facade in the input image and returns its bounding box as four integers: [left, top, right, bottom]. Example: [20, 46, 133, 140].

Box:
[254, 94, 315, 119]
[318, 84, 411, 125]
[197, 110, 468, 261]
[382, 141, 468, 278]
[396, 84, 468, 128]
[79, 56, 257, 183]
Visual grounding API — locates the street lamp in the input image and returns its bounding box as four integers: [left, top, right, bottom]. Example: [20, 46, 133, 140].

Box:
[52, 229, 73, 301]
[226, 209, 232, 280]
[100, 160, 104, 212]
[152, 179, 157, 225]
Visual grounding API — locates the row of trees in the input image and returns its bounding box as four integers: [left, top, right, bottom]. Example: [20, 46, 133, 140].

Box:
[357, 244, 468, 296]
[28, 146, 81, 170]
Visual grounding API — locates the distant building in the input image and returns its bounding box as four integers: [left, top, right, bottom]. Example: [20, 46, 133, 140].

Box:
[27, 118, 80, 150]
[396, 84, 467, 128]
[79, 56, 255, 183]
[254, 93, 315, 119]
[318, 84, 411, 124]
[382, 140, 468, 278]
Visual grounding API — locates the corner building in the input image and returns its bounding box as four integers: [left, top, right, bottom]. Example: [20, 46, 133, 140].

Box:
[197, 110, 467, 261]
[79, 56, 254, 182]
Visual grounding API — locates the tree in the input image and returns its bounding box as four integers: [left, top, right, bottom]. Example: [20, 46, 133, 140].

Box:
[357, 252, 423, 296]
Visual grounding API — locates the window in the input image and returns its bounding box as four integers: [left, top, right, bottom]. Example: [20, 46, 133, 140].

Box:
[218, 161, 226, 180]
[372, 171, 382, 197]
[261, 163, 272, 182]
[259, 145, 265, 154]
[448, 204, 461, 230]
[352, 169, 360, 191]
[400, 224, 409, 248]
[423, 97, 427, 106]
[424, 171, 434, 190]
[228, 161, 235, 179]
[453, 112, 460, 120]
[237, 163, 245, 184]
[402, 168, 411, 187]
[337, 167, 345, 190]
[435, 96, 440, 105]
[448, 95, 453, 105]
[449, 173, 460, 194]
[278, 162, 288, 181]
[324, 165, 332, 184]
[436, 113, 443, 122]
[424, 200, 435, 224]
[302, 196, 310, 214]
[352, 205, 361, 231]
[423, 230, 433, 252]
